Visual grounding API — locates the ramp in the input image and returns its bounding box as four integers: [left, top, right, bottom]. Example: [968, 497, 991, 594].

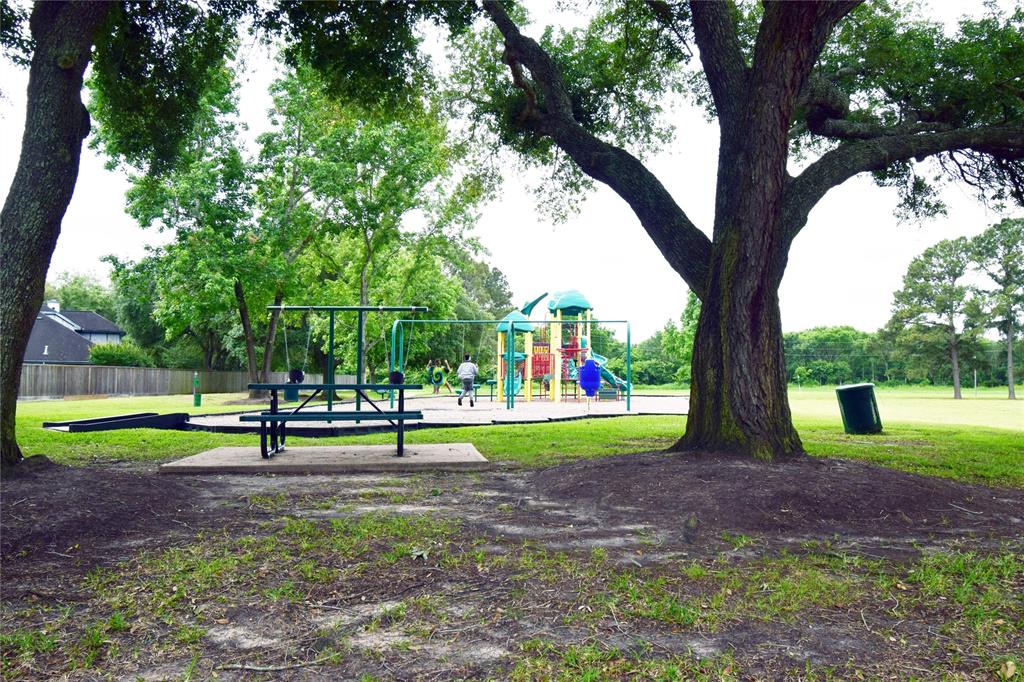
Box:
[44, 413, 188, 432]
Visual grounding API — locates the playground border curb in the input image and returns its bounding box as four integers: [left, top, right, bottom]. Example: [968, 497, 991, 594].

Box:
[181, 410, 687, 437]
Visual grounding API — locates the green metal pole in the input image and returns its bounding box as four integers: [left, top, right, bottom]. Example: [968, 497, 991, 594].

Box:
[356, 309, 364, 417]
[389, 321, 403, 408]
[327, 310, 335, 411]
[626, 322, 632, 412]
[507, 322, 515, 409]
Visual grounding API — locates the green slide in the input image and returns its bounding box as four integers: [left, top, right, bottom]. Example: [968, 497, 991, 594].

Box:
[590, 353, 631, 391]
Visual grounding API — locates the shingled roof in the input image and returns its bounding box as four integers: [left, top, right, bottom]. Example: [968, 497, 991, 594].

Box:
[24, 315, 94, 364]
[59, 311, 124, 335]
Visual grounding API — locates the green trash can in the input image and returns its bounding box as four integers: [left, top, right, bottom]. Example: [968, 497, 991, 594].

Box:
[284, 384, 300, 402]
[835, 383, 882, 434]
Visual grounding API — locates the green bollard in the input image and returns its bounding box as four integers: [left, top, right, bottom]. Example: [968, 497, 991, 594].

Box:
[192, 371, 202, 407]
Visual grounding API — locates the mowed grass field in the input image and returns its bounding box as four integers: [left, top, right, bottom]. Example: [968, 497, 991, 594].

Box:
[14, 385, 1024, 486]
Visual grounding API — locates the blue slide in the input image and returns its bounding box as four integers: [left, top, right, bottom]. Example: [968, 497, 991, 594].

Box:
[590, 352, 631, 391]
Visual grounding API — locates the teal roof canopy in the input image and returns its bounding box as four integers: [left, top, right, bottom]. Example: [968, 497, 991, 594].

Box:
[496, 310, 534, 333]
[521, 292, 548, 316]
[547, 290, 592, 316]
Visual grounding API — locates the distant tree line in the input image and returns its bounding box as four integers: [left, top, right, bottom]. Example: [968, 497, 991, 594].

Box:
[598, 220, 1022, 398]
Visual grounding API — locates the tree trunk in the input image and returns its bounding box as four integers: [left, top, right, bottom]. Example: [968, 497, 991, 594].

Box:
[261, 291, 284, 384]
[234, 281, 261, 399]
[0, 2, 111, 469]
[1007, 318, 1015, 400]
[676, 218, 802, 461]
[950, 339, 962, 400]
[202, 342, 212, 371]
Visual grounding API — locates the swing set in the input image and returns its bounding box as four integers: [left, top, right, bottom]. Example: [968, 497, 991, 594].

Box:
[273, 305, 428, 407]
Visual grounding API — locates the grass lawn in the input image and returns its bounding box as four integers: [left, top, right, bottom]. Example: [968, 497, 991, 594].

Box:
[14, 385, 1024, 486]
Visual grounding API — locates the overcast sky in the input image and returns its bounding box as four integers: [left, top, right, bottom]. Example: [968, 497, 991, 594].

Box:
[1, 1, 1016, 342]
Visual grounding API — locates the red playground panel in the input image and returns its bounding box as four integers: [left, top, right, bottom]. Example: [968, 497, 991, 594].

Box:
[532, 352, 552, 376]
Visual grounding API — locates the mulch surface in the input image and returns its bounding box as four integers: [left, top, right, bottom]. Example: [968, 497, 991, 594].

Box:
[530, 451, 1024, 544]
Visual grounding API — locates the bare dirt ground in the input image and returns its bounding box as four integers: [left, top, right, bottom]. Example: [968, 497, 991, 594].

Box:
[2, 452, 1022, 680]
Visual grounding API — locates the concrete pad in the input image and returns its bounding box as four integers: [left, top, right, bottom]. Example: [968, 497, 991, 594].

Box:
[160, 443, 489, 475]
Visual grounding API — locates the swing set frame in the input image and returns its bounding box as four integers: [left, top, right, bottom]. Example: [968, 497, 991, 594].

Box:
[269, 305, 429, 411]
[388, 318, 632, 410]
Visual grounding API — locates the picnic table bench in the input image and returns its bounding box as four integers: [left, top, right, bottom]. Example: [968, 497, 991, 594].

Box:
[241, 383, 423, 459]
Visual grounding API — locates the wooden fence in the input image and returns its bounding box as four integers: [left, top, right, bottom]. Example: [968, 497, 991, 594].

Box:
[17, 364, 351, 399]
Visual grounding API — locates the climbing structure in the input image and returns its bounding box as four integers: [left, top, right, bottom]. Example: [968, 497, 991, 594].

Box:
[494, 290, 631, 402]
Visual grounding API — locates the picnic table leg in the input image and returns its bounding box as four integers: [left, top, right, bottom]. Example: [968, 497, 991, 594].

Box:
[269, 390, 279, 454]
[259, 421, 269, 459]
[397, 389, 405, 457]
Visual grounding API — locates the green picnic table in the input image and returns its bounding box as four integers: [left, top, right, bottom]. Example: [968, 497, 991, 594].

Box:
[241, 383, 423, 459]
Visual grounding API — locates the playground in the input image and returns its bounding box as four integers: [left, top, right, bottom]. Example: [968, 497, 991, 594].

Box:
[6, 0, 1024, 677]
[171, 290, 655, 471]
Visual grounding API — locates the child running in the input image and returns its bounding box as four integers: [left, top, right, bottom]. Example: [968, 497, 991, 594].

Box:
[456, 354, 479, 407]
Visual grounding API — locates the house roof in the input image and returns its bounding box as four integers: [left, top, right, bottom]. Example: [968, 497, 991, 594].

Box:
[24, 315, 94, 364]
[59, 311, 124, 335]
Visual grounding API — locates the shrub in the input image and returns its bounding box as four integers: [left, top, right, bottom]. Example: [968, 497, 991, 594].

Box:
[89, 342, 153, 367]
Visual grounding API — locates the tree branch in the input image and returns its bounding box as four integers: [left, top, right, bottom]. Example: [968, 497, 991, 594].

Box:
[481, 0, 712, 297]
[748, 1, 860, 136]
[799, 72, 953, 141]
[688, 0, 747, 125]
[783, 125, 1024, 241]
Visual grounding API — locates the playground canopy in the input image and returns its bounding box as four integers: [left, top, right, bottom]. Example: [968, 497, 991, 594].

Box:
[496, 311, 534, 333]
[547, 290, 592, 316]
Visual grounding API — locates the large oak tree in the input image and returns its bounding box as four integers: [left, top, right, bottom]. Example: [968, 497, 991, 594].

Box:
[450, 0, 1024, 459]
[0, 0, 472, 469]
[0, 0, 238, 468]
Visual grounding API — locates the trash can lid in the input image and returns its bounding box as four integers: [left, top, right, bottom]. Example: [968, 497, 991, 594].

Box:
[836, 382, 875, 391]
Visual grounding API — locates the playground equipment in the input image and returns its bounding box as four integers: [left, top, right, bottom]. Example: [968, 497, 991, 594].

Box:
[388, 289, 632, 410]
[496, 311, 534, 402]
[493, 290, 633, 403]
[579, 358, 601, 397]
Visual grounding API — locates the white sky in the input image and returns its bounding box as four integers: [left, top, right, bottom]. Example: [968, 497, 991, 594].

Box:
[0, 1, 1017, 342]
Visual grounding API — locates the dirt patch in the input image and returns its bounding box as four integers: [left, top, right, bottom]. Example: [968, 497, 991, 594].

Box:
[2, 452, 1021, 680]
[530, 451, 1024, 549]
[1, 455, 230, 573]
